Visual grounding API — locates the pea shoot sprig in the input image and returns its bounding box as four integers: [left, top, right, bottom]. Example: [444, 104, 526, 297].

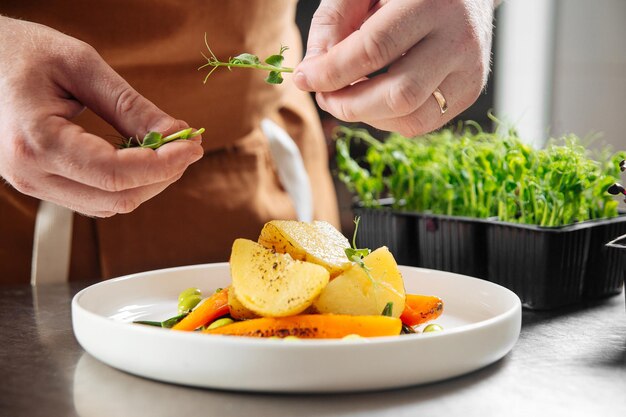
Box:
[120, 127, 205, 149]
[345, 216, 371, 264]
[344, 216, 378, 286]
[199, 34, 293, 85]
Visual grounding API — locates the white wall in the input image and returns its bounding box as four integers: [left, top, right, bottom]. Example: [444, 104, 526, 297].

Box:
[550, 0, 626, 154]
[494, 0, 556, 147]
[494, 0, 626, 154]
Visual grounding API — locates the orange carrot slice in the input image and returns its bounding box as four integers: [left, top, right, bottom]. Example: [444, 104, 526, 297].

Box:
[172, 288, 230, 331]
[203, 314, 401, 338]
[400, 294, 444, 327]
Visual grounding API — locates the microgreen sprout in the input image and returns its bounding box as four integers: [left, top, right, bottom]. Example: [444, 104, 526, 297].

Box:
[121, 127, 205, 150]
[199, 34, 293, 84]
[344, 216, 371, 262]
[336, 123, 624, 227]
[344, 216, 378, 290]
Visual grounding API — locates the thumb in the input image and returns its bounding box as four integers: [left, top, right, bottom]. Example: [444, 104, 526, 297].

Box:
[58, 43, 181, 138]
[303, 0, 372, 60]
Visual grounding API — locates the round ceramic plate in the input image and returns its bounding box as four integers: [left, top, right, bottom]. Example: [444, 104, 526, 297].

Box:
[72, 263, 521, 393]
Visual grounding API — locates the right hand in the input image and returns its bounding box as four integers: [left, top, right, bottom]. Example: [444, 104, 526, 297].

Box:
[0, 17, 204, 217]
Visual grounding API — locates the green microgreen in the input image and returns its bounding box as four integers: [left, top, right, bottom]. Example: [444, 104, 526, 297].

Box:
[381, 302, 394, 317]
[335, 120, 624, 227]
[344, 216, 376, 288]
[199, 34, 293, 85]
[120, 127, 205, 150]
[134, 312, 188, 329]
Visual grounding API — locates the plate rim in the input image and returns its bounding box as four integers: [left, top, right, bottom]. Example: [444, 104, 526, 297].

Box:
[72, 262, 521, 347]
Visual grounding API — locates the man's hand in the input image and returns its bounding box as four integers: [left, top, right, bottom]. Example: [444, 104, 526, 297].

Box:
[294, 0, 495, 137]
[0, 17, 204, 217]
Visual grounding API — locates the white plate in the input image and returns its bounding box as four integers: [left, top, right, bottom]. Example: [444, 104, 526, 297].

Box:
[72, 263, 521, 393]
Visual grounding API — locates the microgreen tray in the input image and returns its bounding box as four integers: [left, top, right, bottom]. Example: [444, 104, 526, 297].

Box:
[354, 202, 626, 310]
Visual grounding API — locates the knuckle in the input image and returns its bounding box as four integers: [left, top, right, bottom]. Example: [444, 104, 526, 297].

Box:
[111, 195, 141, 214]
[9, 133, 37, 164]
[99, 168, 124, 192]
[385, 78, 424, 116]
[398, 114, 429, 138]
[9, 174, 36, 196]
[330, 99, 357, 122]
[362, 30, 397, 70]
[53, 38, 99, 70]
[114, 87, 142, 118]
[311, 4, 347, 28]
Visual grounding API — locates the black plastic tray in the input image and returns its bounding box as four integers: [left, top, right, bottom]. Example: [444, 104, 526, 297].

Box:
[605, 234, 626, 313]
[486, 220, 590, 309]
[583, 217, 626, 299]
[353, 204, 489, 278]
[354, 202, 626, 310]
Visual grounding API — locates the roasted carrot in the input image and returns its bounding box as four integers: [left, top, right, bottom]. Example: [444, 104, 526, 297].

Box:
[172, 288, 230, 331]
[400, 294, 444, 326]
[203, 314, 402, 338]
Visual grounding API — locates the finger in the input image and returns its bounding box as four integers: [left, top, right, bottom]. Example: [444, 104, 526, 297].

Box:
[366, 73, 480, 137]
[295, 0, 434, 92]
[315, 36, 456, 122]
[304, 0, 373, 59]
[54, 41, 181, 138]
[36, 170, 185, 217]
[36, 116, 203, 192]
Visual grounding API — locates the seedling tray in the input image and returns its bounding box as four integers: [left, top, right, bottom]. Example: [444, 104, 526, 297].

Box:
[353, 203, 489, 279]
[605, 234, 626, 313]
[354, 202, 626, 310]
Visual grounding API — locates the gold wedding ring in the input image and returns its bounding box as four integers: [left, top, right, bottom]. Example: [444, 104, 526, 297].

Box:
[432, 88, 448, 115]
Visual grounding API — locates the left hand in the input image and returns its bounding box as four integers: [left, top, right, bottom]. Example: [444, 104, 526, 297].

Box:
[294, 0, 496, 137]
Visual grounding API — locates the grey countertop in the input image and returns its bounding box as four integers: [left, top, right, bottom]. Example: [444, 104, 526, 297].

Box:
[1, 281, 625, 417]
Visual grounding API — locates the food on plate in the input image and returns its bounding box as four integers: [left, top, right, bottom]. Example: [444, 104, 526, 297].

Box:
[423, 323, 444, 333]
[227, 287, 260, 320]
[312, 247, 406, 317]
[400, 294, 444, 326]
[135, 219, 444, 338]
[203, 314, 402, 338]
[172, 289, 229, 331]
[230, 238, 330, 317]
[258, 220, 352, 278]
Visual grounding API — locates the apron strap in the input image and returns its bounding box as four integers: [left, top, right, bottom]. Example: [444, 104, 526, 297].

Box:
[30, 201, 73, 286]
[261, 118, 313, 222]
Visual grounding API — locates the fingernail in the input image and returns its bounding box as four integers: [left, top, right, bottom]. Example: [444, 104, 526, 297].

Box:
[294, 71, 312, 91]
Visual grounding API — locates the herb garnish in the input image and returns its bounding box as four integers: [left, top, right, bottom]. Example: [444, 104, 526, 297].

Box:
[121, 127, 205, 150]
[344, 216, 371, 263]
[199, 34, 293, 85]
[381, 302, 393, 317]
[344, 216, 378, 292]
[134, 313, 188, 328]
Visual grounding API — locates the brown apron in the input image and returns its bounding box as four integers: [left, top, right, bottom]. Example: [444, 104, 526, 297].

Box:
[0, 0, 339, 284]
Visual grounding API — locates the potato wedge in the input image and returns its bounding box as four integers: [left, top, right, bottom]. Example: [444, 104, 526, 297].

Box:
[227, 287, 259, 320]
[258, 220, 352, 278]
[313, 246, 406, 317]
[230, 238, 330, 317]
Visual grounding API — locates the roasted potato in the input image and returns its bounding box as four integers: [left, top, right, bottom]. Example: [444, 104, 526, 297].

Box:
[313, 246, 406, 317]
[230, 238, 330, 317]
[258, 220, 352, 278]
[227, 286, 259, 320]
